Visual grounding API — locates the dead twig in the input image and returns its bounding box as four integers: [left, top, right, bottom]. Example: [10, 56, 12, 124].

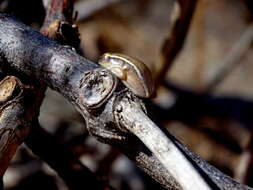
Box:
[22, 0, 106, 189]
[75, 0, 121, 22]
[192, 0, 206, 90]
[204, 23, 253, 93]
[155, 0, 198, 86]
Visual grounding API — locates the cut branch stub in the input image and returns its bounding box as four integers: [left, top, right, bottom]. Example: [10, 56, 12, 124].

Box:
[0, 13, 120, 124]
[79, 68, 118, 110]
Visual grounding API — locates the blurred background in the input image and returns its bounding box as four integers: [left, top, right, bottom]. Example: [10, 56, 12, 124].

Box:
[1, 0, 253, 189]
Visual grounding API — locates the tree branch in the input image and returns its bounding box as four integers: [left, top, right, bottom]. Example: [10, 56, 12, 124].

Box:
[42, 0, 74, 29]
[25, 120, 105, 190]
[158, 81, 253, 130]
[204, 23, 253, 93]
[155, 0, 198, 86]
[0, 14, 252, 189]
[19, 0, 106, 189]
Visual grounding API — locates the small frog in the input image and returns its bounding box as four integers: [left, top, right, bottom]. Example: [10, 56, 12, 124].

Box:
[99, 53, 154, 98]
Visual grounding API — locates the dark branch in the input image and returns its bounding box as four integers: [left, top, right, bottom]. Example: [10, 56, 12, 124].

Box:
[157, 81, 253, 129]
[204, 23, 253, 93]
[155, 0, 198, 86]
[25, 120, 105, 190]
[20, 1, 104, 189]
[42, 0, 74, 30]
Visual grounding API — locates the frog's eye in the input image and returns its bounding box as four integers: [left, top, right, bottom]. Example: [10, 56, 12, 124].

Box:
[102, 53, 111, 62]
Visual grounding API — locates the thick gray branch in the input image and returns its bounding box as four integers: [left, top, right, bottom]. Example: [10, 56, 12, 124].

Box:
[0, 13, 98, 109]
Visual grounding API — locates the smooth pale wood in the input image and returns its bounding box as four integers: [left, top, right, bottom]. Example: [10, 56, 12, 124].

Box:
[116, 96, 211, 190]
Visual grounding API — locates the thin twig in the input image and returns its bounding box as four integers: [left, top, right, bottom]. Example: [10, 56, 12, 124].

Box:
[75, 0, 121, 22]
[193, 0, 206, 90]
[155, 0, 198, 86]
[204, 23, 253, 93]
[159, 81, 253, 130]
